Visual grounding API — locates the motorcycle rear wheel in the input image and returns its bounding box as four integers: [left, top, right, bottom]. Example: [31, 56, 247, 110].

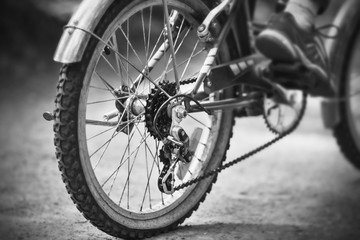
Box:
[54, 0, 238, 238]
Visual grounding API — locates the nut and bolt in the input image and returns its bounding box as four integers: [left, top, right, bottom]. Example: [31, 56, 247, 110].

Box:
[198, 24, 206, 32]
[176, 107, 187, 119]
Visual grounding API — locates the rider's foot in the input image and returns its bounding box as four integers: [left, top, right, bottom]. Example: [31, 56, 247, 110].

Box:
[255, 12, 329, 86]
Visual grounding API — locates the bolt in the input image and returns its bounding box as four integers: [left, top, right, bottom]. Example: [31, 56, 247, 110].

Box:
[121, 85, 129, 92]
[176, 110, 187, 119]
[198, 24, 206, 32]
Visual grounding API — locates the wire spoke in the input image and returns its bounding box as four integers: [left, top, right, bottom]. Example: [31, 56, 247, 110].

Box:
[140, 131, 153, 211]
[82, 2, 222, 214]
[107, 123, 144, 198]
[95, 71, 116, 92]
[133, 124, 160, 169]
[175, 27, 191, 54]
[135, 48, 205, 96]
[101, 130, 137, 188]
[118, 133, 152, 206]
[89, 85, 111, 91]
[108, 32, 137, 86]
[94, 71, 134, 114]
[140, 146, 158, 211]
[100, 53, 123, 82]
[162, 1, 180, 89]
[141, 10, 148, 60]
[87, 126, 117, 141]
[87, 97, 128, 105]
[109, 32, 126, 82]
[91, 109, 130, 169]
[89, 111, 139, 161]
[188, 114, 211, 130]
[120, 25, 144, 66]
[180, 40, 199, 81]
[146, 6, 153, 62]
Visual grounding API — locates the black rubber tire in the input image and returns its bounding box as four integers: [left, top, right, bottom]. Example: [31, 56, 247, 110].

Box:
[333, 49, 360, 170]
[332, 1, 360, 170]
[334, 119, 360, 170]
[53, 0, 240, 239]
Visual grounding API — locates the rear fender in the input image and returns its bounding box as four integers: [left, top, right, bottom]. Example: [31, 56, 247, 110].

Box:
[53, 0, 115, 63]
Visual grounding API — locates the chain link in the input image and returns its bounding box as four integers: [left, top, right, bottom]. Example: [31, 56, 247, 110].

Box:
[180, 76, 198, 85]
[174, 131, 289, 191]
[172, 77, 301, 192]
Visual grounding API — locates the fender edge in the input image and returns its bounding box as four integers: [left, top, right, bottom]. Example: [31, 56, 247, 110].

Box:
[53, 0, 115, 63]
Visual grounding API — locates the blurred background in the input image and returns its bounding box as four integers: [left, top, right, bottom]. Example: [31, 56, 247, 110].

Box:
[0, 0, 77, 79]
[1, 0, 359, 239]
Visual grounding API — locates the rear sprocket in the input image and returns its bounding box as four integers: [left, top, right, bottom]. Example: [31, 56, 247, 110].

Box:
[145, 82, 177, 140]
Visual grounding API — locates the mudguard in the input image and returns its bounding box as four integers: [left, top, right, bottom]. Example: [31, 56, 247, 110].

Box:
[322, 0, 360, 128]
[53, 0, 115, 63]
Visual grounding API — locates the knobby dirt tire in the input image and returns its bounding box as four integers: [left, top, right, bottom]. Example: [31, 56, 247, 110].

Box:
[53, 0, 240, 239]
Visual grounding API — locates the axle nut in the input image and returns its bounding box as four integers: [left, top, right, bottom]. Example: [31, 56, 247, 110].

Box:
[176, 107, 187, 119]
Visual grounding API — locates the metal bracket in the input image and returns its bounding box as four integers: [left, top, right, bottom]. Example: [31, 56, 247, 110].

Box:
[206, 54, 272, 93]
[197, 0, 234, 42]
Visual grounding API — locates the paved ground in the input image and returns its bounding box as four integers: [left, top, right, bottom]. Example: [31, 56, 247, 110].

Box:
[1, 61, 360, 240]
[1, 1, 360, 240]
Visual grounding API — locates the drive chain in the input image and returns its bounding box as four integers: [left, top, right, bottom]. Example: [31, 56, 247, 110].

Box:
[174, 131, 290, 191]
[168, 77, 297, 192]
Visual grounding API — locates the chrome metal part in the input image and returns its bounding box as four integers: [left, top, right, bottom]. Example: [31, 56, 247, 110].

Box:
[131, 10, 185, 90]
[162, 0, 180, 90]
[86, 119, 119, 127]
[160, 161, 177, 194]
[171, 105, 187, 124]
[197, 0, 233, 42]
[168, 104, 188, 145]
[189, 98, 256, 112]
[129, 98, 147, 116]
[53, 0, 115, 63]
[175, 106, 187, 119]
[192, 0, 243, 95]
[103, 110, 119, 121]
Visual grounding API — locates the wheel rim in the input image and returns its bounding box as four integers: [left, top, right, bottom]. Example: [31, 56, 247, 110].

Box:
[77, 0, 224, 223]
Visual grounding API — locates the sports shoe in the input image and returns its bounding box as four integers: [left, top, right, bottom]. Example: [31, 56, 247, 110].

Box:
[255, 12, 330, 87]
